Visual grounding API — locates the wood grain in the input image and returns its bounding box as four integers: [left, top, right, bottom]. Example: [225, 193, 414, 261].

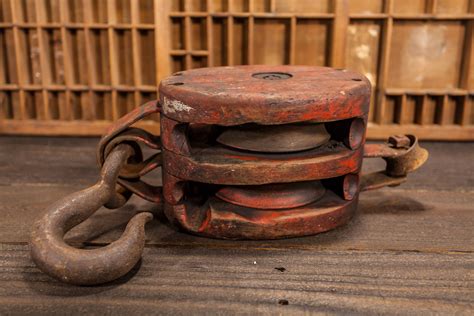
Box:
[0, 136, 472, 314]
[0, 244, 472, 315]
[0, 137, 472, 251]
[0, 0, 473, 139]
[1, 185, 472, 253]
[1, 136, 471, 190]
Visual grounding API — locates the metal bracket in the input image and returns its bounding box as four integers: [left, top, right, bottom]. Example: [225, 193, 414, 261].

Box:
[361, 135, 429, 191]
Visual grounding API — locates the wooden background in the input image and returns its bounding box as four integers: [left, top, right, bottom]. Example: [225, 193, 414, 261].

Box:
[0, 0, 473, 140]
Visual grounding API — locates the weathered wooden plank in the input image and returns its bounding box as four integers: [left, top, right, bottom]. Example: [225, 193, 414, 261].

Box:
[0, 137, 472, 191]
[361, 141, 474, 191]
[0, 137, 472, 252]
[0, 244, 472, 315]
[0, 137, 472, 314]
[1, 185, 472, 253]
[0, 136, 100, 186]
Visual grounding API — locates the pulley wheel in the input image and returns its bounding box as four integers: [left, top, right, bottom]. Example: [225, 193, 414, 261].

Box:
[216, 123, 330, 153]
[215, 181, 326, 209]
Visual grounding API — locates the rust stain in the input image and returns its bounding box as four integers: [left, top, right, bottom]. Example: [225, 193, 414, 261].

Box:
[31, 65, 428, 285]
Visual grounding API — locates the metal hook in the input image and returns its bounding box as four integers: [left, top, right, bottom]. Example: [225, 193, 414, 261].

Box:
[30, 144, 153, 285]
[360, 134, 428, 191]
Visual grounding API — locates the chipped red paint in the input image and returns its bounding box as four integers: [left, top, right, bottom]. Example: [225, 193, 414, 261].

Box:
[158, 66, 425, 239]
[164, 193, 358, 240]
[162, 147, 362, 185]
[158, 65, 372, 239]
[31, 66, 428, 285]
[222, 154, 261, 161]
[159, 66, 371, 125]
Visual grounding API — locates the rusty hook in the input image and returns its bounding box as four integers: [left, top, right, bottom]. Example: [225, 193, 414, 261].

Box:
[30, 144, 153, 285]
[360, 134, 428, 191]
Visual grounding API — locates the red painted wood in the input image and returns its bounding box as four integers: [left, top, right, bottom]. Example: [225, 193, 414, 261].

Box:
[159, 66, 370, 125]
[163, 145, 363, 185]
[95, 66, 373, 239]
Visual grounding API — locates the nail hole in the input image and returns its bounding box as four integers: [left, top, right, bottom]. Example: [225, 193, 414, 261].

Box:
[169, 82, 184, 86]
[274, 267, 286, 272]
[278, 299, 289, 305]
[352, 78, 362, 81]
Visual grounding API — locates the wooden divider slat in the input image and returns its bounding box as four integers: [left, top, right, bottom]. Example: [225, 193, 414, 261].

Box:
[0, 118, 160, 135]
[106, 0, 119, 121]
[375, 0, 394, 124]
[35, 0, 51, 120]
[428, 0, 438, 14]
[183, 0, 192, 68]
[0, 31, 6, 84]
[83, 0, 97, 120]
[154, 0, 171, 125]
[155, 0, 172, 82]
[439, 94, 449, 125]
[244, 0, 255, 65]
[168, 12, 335, 18]
[9, 0, 27, 120]
[398, 93, 408, 124]
[460, 19, 472, 91]
[270, 0, 276, 13]
[331, 0, 348, 68]
[131, 0, 141, 107]
[58, 0, 74, 121]
[226, 14, 234, 65]
[0, 92, 6, 119]
[206, 0, 214, 66]
[461, 96, 472, 125]
[247, 15, 254, 64]
[367, 122, 474, 139]
[416, 94, 427, 124]
[288, 16, 296, 65]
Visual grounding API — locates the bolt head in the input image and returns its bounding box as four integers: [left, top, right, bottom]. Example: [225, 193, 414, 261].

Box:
[388, 135, 411, 148]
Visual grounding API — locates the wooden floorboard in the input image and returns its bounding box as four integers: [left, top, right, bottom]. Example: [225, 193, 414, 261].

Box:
[0, 137, 472, 190]
[1, 186, 473, 253]
[0, 136, 473, 314]
[0, 244, 472, 315]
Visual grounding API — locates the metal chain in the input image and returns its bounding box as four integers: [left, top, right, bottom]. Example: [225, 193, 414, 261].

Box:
[102, 127, 163, 203]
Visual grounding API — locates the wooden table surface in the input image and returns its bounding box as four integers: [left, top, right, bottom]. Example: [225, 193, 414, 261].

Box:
[0, 136, 472, 315]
